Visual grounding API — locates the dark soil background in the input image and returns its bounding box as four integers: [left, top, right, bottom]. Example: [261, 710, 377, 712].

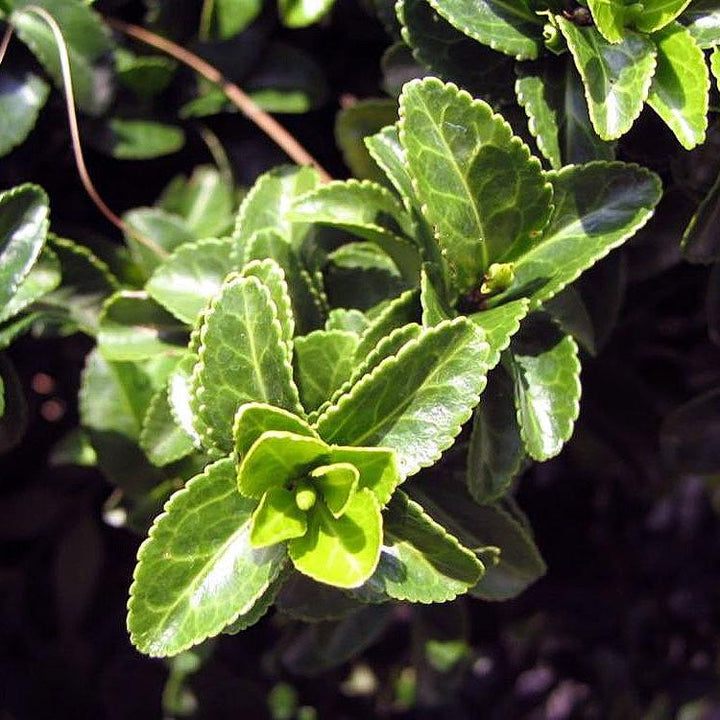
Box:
[2, 1, 720, 718]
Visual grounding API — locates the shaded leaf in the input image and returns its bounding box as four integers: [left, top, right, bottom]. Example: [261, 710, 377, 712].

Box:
[0, 70, 49, 157]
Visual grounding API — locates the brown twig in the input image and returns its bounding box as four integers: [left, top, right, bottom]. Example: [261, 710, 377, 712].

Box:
[11, 7, 167, 258]
[0, 23, 14, 66]
[105, 17, 332, 183]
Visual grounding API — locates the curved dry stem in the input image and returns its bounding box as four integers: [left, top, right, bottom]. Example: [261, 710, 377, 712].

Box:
[13, 6, 168, 258]
[0, 23, 14, 66]
[105, 17, 332, 183]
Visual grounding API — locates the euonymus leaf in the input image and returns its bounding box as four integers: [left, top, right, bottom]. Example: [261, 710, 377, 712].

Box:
[467, 364, 525, 503]
[355, 288, 420, 359]
[168, 355, 203, 448]
[276, 572, 364, 621]
[468, 299, 530, 370]
[224, 569, 287, 635]
[325, 308, 369, 334]
[140, 386, 196, 467]
[515, 59, 615, 169]
[634, 0, 692, 34]
[213, 0, 262, 38]
[426, 0, 543, 60]
[0, 246, 60, 323]
[682, 167, 720, 264]
[128, 458, 286, 657]
[115, 49, 176, 100]
[646, 23, 709, 150]
[108, 119, 185, 160]
[326, 445, 400, 506]
[293, 330, 359, 413]
[490, 162, 662, 307]
[97, 291, 187, 361]
[288, 488, 382, 588]
[146, 238, 236, 324]
[420, 263, 453, 326]
[0, 355, 27, 453]
[0, 184, 49, 310]
[399, 78, 552, 292]
[558, 19, 657, 140]
[316, 318, 489, 478]
[0, 70, 49, 157]
[508, 316, 581, 461]
[680, 0, 720, 47]
[311, 463, 359, 518]
[250, 487, 308, 548]
[233, 402, 318, 458]
[191, 275, 302, 451]
[586, 0, 627, 42]
[354, 490, 483, 603]
[278, 0, 336, 27]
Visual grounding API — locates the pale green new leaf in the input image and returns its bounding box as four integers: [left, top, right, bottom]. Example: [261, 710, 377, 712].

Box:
[233, 402, 318, 458]
[311, 463, 359, 518]
[508, 316, 581, 461]
[316, 318, 490, 478]
[647, 23, 709, 150]
[128, 458, 286, 657]
[250, 487, 307, 548]
[146, 238, 236, 324]
[294, 330, 359, 413]
[399, 78, 553, 292]
[0, 70, 49, 157]
[558, 19, 657, 140]
[278, 0, 336, 27]
[191, 275, 303, 451]
[214, 0, 262, 38]
[327, 445, 400, 506]
[634, 0, 692, 33]
[140, 386, 196, 467]
[426, 0, 543, 60]
[586, 0, 628, 42]
[325, 308, 369, 334]
[288, 488, 382, 588]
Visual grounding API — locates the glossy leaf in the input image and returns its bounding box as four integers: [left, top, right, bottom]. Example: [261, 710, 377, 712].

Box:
[316, 318, 490, 478]
[128, 459, 286, 657]
[140, 386, 196, 467]
[586, 0, 628, 42]
[399, 78, 553, 291]
[0, 246, 60, 323]
[680, 0, 720, 47]
[558, 19, 657, 140]
[288, 488, 382, 588]
[468, 299, 530, 370]
[191, 275, 302, 451]
[278, 0, 336, 27]
[355, 288, 420, 359]
[250, 487, 308, 548]
[634, 0, 692, 33]
[311, 463, 359, 518]
[508, 315, 581, 461]
[326, 445, 400, 506]
[647, 23, 709, 150]
[0, 70, 49, 157]
[426, 0, 543, 60]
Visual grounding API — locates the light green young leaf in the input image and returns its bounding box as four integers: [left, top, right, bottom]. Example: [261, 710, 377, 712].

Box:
[558, 19, 657, 140]
[293, 330, 359, 413]
[634, 0, 692, 34]
[97, 291, 187, 361]
[399, 78, 553, 292]
[0, 184, 49, 310]
[680, 0, 720, 47]
[191, 275, 303, 451]
[489, 162, 662, 308]
[288, 488, 382, 588]
[586, 0, 628, 42]
[233, 402, 318, 458]
[311, 463, 359, 518]
[354, 490, 483, 603]
[128, 458, 286, 657]
[325, 308, 369, 334]
[426, 0, 543, 60]
[508, 315, 581, 461]
[238, 431, 329, 498]
[327, 445, 400, 506]
[140, 385, 196, 467]
[467, 364, 525, 503]
[108, 119, 185, 160]
[146, 238, 236, 324]
[647, 23, 709, 150]
[467, 298, 530, 370]
[316, 318, 490, 478]
[0, 246, 60, 323]
[278, 0, 336, 27]
[0, 70, 49, 157]
[250, 487, 308, 548]
[213, 0, 262, 38]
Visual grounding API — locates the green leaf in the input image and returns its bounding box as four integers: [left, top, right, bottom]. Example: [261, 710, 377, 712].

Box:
[289, 180, 421, 282]
[159, 166, 235, 238]
[233, 165, 320, 255]
[288, 488, 382, 588]
[646, 23, 709, 150]
[278, 0, 336, 27]
[682, 166, 720, 263]
[399, 78, 553, 292]
[420, 263, 454, 326]
[335, 100, 399, 183]
[311, 463, 359, 518]
[490, 162, 662, 307]
[325, 308, 369, 334]
[355, 288, 420, 359]
[233, 402, 318, 458]
[10, 0, 114, 115]
[237, 430, 329, 498]
[250, 487, 308, 548]
[107, 119, 185, 160]
[586, 0, 628, 42]
[467, 299, 530, 370]
[316, 318, 490, 478]
[327, 445, 400, 506]
[190, 275, 303, 452]
[0, 70, 49, 157]
[115, 49, 176, 100]
[128, 458, 287, 657]
[0, 246, 60, 323]
[49, 427, 97, 467]
[245, 230, 325, 334]
[558, 19, 657, 140]
[426, 0, 543, 60]
[224, 569, 288, 635]
[634, 0, 692, 33]
[0, 184, 49, 310]
[0, 355, 27, 453]
[467, 364, 524, 503]
[515, 58, 616, 169]
[354, 490, 483, 603]
[97, 291, 187, 361]
[680, 0, 720, 48]
[508, 315, 581, 461]
[213, 0, 262, 38]
[146, 238, 236, 324]
[293, 330, 359, 413]
[276, 572, 364, 621]
[140, 386, 196, 467]
[407, 477, 546, 601]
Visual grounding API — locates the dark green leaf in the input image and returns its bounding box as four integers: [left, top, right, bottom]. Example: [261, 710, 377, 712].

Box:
[107, 119, 185, 160]
[0, 355, 27, 453]
[0, 246, 59, 323]
[0, 70, 49, 157]
[680, 0, 720, 48]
